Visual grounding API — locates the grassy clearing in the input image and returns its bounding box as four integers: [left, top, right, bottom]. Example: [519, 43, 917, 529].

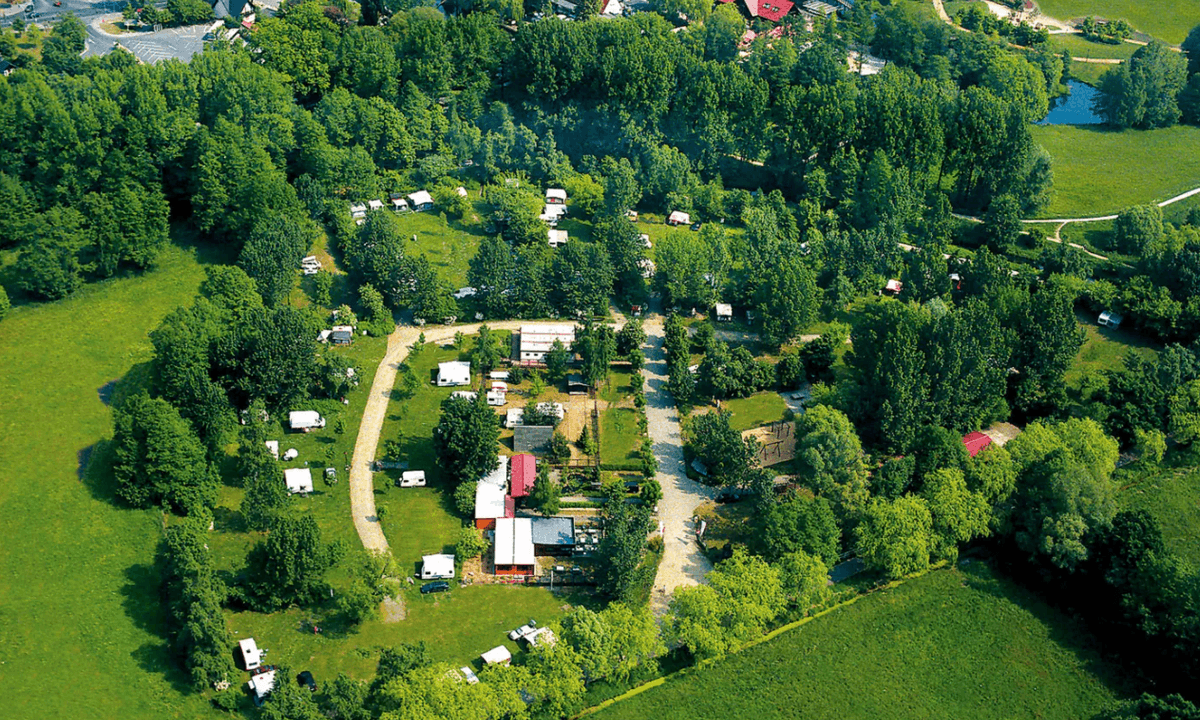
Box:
[721, 392, 788, 432]
[1064, 314, 1159, 390]
[1050, 33, 1141, 59]
[1067, 59, 1119, 87]
[600, 407, 642, 468]
[1120, 461, 1200, 571]
[1036, 0, 1200, 44]
[0, 242, 215, 720]
[391, 211, 484, 289]
[1032, 125, 1200, 218]
[591, 563, 1131, 720]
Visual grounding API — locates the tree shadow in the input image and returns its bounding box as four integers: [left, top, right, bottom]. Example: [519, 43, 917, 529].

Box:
[121, 563, 195, 697]
[97, 380, 119, 406]
[80, 439, 121, 504]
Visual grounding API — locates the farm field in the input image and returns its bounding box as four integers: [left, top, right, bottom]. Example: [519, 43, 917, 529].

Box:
[1035, 0, 1200, 44]
[1031, 125, 1200, 218]
[591, 563, 1131, 720]
[0, 242, 216, 720]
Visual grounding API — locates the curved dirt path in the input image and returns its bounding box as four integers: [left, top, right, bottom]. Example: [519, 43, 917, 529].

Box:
[642, 315, 716, 618]
[348, 320, 528, 552]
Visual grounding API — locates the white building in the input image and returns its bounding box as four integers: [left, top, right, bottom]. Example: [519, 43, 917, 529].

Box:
[368, 199, 385, 211]
[518, 324, 576, 363]
[421, 553, 456, 579]
[437, 360, 472, 387]
[540, 204, 568, 225]
[716, 303, 733, 322]
[399, 470, 427, 487]
[494, 517, 536, 574]
[505, 407, 525, 428]
[547, 229, 569, 248]
[284, 468, 314, 494]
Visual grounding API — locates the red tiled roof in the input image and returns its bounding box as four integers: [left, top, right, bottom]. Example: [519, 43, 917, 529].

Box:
[504, 495, 516, 518]
[755, 0, 793, 22]
[962, 431, 993, 458]
[510, 453, 536, 498]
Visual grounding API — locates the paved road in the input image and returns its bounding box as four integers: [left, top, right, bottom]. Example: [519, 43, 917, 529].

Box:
[643, 315, 716, 618]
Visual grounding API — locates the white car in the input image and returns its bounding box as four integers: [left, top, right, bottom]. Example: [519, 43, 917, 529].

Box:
[508, 623, 537, 641]
[399, 471, 427, 488]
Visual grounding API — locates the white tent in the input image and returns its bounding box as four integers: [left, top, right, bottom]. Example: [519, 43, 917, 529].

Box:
[284, 468, 314, 494]
[289, 411, 325, 431]
[368, 199, 385, 211]
[239, 637, 262, 670]
[487, 389, 507, 406]
[421, 553, 456, 579]
[248, 670, 276, 703]
[481, 645, 512, 666]
[438, 361, 472, 387]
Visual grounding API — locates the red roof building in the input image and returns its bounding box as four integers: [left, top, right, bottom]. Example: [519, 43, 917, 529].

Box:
[754, 0, 794, 22]
[962, 431, 993, 458]
[504, 495, 516, 518]
[510, 454, 536, 498]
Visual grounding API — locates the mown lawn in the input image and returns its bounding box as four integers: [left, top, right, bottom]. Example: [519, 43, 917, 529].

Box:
[722, 392, 788, 432]
[1048, 33, 1140, 60]
[390, 210, 485, 289]
[1031, 125, 1200, 218]
[600, 407, 642, 469]
[1036, 0, 1199, 44]
[1064, 315, 1159, 391]
[591, 563, 1131, 720]
[0, 242, 216, 720]
[1120, 463, 1200, 571]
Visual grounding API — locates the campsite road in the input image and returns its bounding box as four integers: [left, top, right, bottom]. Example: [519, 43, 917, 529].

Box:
[643, 315, 717, 619]
[348, 320, 528, 553]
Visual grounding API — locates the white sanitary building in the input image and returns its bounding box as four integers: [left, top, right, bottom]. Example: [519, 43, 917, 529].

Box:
[518, 324, 575, 363]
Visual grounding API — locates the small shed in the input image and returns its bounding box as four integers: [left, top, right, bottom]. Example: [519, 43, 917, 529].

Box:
[421, 553, 456, 579]
[438, 361, 472, 387]
[239, 637, 262, 670]
[1098, 311, 1124, 329]
[486, 389, 507, 406]
[667, 210, 691, 226]
[962, 431, 993, 458]
[715, 303, 733, 322]
[510, 454, 536, 498]
[284, 468, 314, 494]
[248, 670, 277, 705]
[547, 229, 569, 248]
[391, 197, 410, 212]
[514, 425, 555, 454]
[531, 516, 575, 556]
[566, 374, 589, 395]
[289, 411, 325, 432]
[481, 645, 512, 666]
[408, 190, 434, 211]
[331, 325, 354, 345]
[545, 188, 567, 204]
[368, 199, 385, 212]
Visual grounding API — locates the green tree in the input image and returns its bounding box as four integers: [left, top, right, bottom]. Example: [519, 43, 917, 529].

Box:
[239, 212, 316, 305]
[433, 395, 501, 485]
[666, 548, 784, 660]
[455, 526, 489, 559]
[167, 0, 213, 24]
[313, 271, 333, 307]
[1114, 205, 1164, 255]
[159, 521, 237, 689]
[1168, 379, 1200, 445]
[753, 256, 818, 347]
[247, 514, 339, 610]
[1095, 42, 1188, 129]
[112, 393, 217, 516]
[573, 321, 617, 387]
[0, 285, 10, 322]
[468, 235, 515, 319]
[688, 411, 758, 487]
[454, 481, 477, 517]
[545, 339, 571, 382]
[921, 468, 991, 561]
[42, 14, 87, 74]
[239, 440, 290, 531]
[794, 406, 870, 521]
[596, 502, 653, 601]
[855, 495, 935, 579]
[776, 550, 832, 612]
[983, 194, 1023, 251]
[761, 494, 840, 567]
[471, 325, 503, 375]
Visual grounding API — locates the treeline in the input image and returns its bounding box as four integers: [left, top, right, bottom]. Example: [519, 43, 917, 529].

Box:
[1095, 39, 1200, 129]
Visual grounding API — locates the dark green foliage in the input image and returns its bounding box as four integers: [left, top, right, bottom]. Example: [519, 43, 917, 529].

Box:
[875, 455, 916, 500]
[529, 465, 561, 516]
[1100, 694, 1200, 720]
[238, 212, 317, 306]
[433, 394, 500, 485]
[545, 339, 571, 383]
[246, 514, 340, 611]
[573, 321, 617, 387]
[596, 501, 654, 602]
[111, 393, 216, 516]
[1114, 205, 1164, 255]
[238, 439, 290, 531]
[548, 430, 571, 464]
[1095, 43, 1188, 129]
[687, 411, 758, 487]
[159, 521, 236, 689]
[762, 494, 840, 567]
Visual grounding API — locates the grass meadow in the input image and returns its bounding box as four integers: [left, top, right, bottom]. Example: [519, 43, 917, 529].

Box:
[1064, 313, 1159, 391]
[591, 563, 1130, 720]
[600, 407, 643, 469]
[722, 392, 789, 432]
[1120, 461, 1200, 571]
[1032, 125, 1200, 218]
[1036, 0, 1199, 44]
[1050, 33, 1140, 60]
[0, 242, 216, 719]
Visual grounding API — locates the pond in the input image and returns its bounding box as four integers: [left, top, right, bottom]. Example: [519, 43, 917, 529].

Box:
[1038, 80, 1103, 125]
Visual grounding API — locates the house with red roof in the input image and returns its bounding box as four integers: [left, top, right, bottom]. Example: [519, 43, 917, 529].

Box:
[962, 431, 993, 458]
[719, 0, 795, 23]
[510, 454, 537, 499]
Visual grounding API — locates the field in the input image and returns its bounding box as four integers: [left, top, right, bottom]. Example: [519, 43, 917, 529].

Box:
[591, 563, 1130, 720]
[1048, 33, 1140, 60]
[390, 209, 485, 289]
[0, 242, 216, 719]
[1064, 314, 1159, 390]
[1031, 125, 1200, 218]
[722, 392, 788, 432]
[1036, 0, 1200, 44]
[1120, 464, 1200, 571]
